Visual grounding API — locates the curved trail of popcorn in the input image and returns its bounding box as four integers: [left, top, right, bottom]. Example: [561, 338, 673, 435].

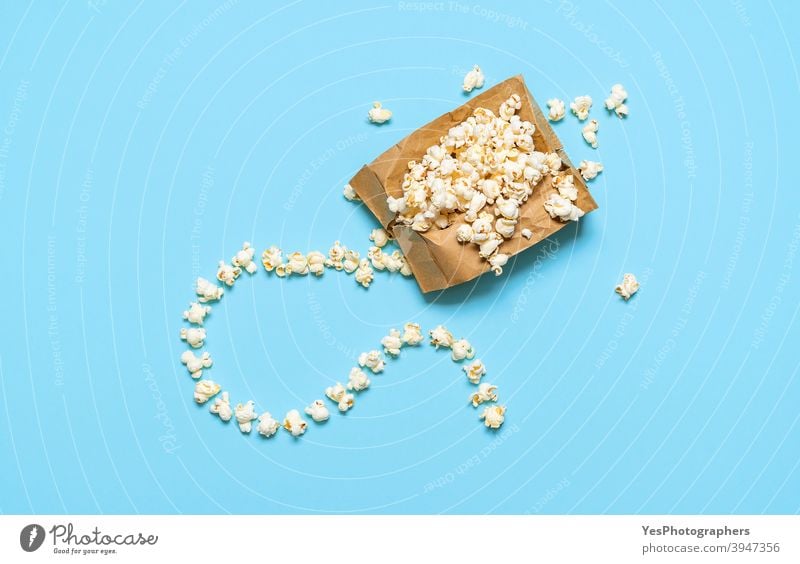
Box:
[180, 240, 507, 441]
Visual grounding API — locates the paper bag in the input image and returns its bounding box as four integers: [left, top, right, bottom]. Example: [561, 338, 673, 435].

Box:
[349, 75, 598, 293]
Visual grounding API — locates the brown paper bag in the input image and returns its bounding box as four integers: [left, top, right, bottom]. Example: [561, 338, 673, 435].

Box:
[349, 75, 598, 293]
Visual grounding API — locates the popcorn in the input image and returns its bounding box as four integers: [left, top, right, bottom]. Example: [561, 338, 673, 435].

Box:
[183, 302, 211, 325]
[342, 249, 361, 273]
[369, 228, 391, 248]
[382, 250, 405, 273]
[604, 83, 629, 118]
[368, 101, 392, 124]
[456, 223, 474, 243]
[397, 253, 413, 277]
[196, 277, 223, 302]
[462, 65, 485, 93]
[180, 327, 206, 348]
[286, 252, 309, 275]
[358, 350, 385, 373]
[429, 325, 454, 349]
[234, 400, 258, 433]
[615, 273, 640, 300]
[257, 412, 280, 438]
[347, 367, 371, 391]
[232, 242, 258, 274]
[471, 383, 498, 407]
[546, 98, 566, 122]
[343, 183, 360, 201]
[387, 94, 549, 276]
[489, 253, 509, 276]
[325, 382, 355, 412]
[480, 405, 506, 429]
[368, 246, 388, 270]
[307, 251, 326, 276]
[463, 359, 486, 384]
[325, 241, 347, 270]
[401, 322, 424, 346]
[381, 328, 403, 356]
[354, 258, 374, 288]
[544, 193, 585, 222]
[578, 160, 604, 181]
[451, 338, 475, 361]
[553, 173, 578, 202]
[181, 350, 212, 379]
[193, 380, 221, 404]
[216, 260, 241, 287]
[570, 95, 592, 120]
[283, 409, 308, 436]
[582, 119, 599, 148]
[210, 391, 233, 422]
[521, 228, 533, 239]
[305, 399, 330, 423]
[261, 246, 283, 272]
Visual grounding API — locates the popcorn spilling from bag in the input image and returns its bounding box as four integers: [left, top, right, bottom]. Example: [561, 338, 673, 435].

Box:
[384, 94, 585, 277]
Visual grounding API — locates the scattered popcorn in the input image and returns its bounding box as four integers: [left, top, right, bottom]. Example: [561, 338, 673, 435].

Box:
[354, 258, 374, 288]
[471, 383, 498, 407]
[480, 404, 506, 429]
[181, 350, 213, 379]
[325, 241, 347, 270]
[196, 277, 223, 302]
[232, 242, 258, 274]
[194, 380, 221, 404]
[570, 95, 592, 120]
[261, 246, 283, 272]
[286, 252, 309, 275]
[451, 338, 476, 361]
[521, 228, 533, 239]
[216, 260, 241, 287]
[283, 409, 308, 436]
[180, 327, 206, 348]
[604, 83, 629, 118]
[381, 328, 403, 356]
[463, 359, 486, 384]
[615, 273, 640, 300]
[234, 400, 258, 433]
[343, 183, 360, 201]
[257, 412, 280, 438]
[397, 253, 413, 276]
[368, 246, 388, 270]
[368, 101, 392, 124]
[325, 382, 355, 412]
[304, 400, 330, 423]
[370, 228, 391, 248]
[578, 160, 604, 181]
[307, 251, 326, 276]
[210, 391, 233, 422]
[582, 119, 599, 148]
[358, 350, 385, 373]
[462, 65, 485, 93]
[382, 250, 404, 273]
[544, 192, 585, 222]
[342, 249, 361, 273]
[546, 98, 566, 122]
[429, 325, 454, 349]
[401, 322, 424, 346]
[347, 367, 371, 392]
[387, 94, 554, 276]
[183, 302, 211, 325]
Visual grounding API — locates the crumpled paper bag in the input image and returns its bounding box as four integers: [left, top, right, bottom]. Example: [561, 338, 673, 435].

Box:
[349, 75, 598, 293]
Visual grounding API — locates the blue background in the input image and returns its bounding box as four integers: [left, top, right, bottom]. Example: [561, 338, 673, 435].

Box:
[1, 0, 798, 514]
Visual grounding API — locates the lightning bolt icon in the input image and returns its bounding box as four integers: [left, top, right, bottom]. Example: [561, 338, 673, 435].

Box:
[28, 526, 39, 548]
